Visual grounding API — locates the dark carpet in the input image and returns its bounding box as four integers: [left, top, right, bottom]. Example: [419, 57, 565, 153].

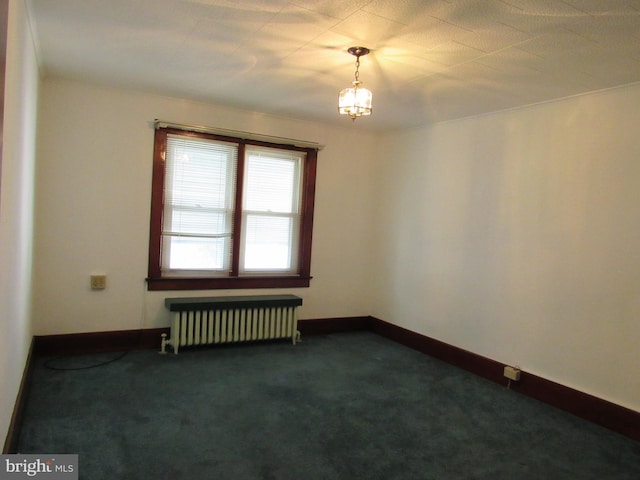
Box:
[18, 332, 640, 479]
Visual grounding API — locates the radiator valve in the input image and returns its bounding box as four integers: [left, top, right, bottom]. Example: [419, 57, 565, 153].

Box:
[159, 333, 169, 355]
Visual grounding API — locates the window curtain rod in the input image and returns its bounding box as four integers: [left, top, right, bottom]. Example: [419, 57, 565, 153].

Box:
[154, 120, 324, 151]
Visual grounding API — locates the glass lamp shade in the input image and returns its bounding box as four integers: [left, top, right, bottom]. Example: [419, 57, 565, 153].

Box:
[338, 82, 372, 118]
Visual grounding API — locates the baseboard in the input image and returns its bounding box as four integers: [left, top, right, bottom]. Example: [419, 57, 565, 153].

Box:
[29, 317, 640, 442]
[368, 316, 640, 442]
[33, 328, 169, 356]
[508, 371, 640, 442]
[30, 316, 371, 356]
[298, 316, 370, 335]
[3, 339, 35, 454]
[368, 317, 505, 383]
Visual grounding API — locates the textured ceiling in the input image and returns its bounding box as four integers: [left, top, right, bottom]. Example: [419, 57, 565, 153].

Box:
[27, 0, 640, 131]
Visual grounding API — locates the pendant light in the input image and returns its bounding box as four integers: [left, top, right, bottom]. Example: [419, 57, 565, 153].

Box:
[338, 46, 372, 120]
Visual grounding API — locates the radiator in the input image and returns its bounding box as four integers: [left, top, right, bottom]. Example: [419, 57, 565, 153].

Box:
[160, 295, 302, 354]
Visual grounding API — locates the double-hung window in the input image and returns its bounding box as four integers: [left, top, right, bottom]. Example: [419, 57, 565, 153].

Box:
[147, 127, 317, 290]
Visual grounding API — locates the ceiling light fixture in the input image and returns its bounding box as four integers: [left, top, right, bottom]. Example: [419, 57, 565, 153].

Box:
[338, 46, 372, 121]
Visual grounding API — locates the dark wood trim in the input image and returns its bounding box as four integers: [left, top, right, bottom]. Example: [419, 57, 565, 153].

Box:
[368, 317, 505, 383]
[28, 316, 640, 441]
[508, 371, 640, 442]
[3, 339, 35, 454]
[32, 317, 369, 357]
[31, 318, 367, 357]
[146, 275, 311, 290]
[298, 317, 370, 335]
[368, 316, 640, 442]
[146, 128, 318, 291]
[147, 128, 167, 279]
[298, 149, 317, 279]
[230, 142, 245, 277]
[33, 328, 169, 356]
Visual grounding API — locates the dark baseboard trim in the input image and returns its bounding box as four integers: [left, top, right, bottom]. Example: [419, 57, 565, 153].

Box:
[3, 339, 35, 454]
[29, 317, 640, 442]
[508, 372, 640, 442]
[368, 317, 505, 383]
[298, 316, 369, 335]
[30, 316, 371, 356]
[33, 328, 169, 356]
[368, 316, 640, 442]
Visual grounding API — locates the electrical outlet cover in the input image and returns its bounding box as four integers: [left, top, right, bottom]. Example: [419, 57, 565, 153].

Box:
[504, 365, 521, 381]
[90, 275, 107, 290]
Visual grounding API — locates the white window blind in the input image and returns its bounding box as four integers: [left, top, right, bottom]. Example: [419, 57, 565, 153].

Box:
[241, 147, 303, 273]
[162, 134, 237, 273]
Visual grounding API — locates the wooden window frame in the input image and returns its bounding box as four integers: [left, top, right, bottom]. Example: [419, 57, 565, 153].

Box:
[147, 127, 317, 291]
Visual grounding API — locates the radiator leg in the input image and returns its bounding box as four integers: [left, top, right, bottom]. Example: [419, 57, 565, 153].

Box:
[293, 330, 301, 345]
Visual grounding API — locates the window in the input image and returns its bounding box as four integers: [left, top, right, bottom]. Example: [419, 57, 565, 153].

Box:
[147, 127, 317, 290]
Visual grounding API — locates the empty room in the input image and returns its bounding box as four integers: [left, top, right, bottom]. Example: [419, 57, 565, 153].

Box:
[2, 1, 640, 478]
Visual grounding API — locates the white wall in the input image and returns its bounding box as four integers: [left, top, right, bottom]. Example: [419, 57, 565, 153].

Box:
[372, 84, 640, 412]
[32, 78, 377, 335]
[31, 40, 640, 415]
[0, 0, 39, 446]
